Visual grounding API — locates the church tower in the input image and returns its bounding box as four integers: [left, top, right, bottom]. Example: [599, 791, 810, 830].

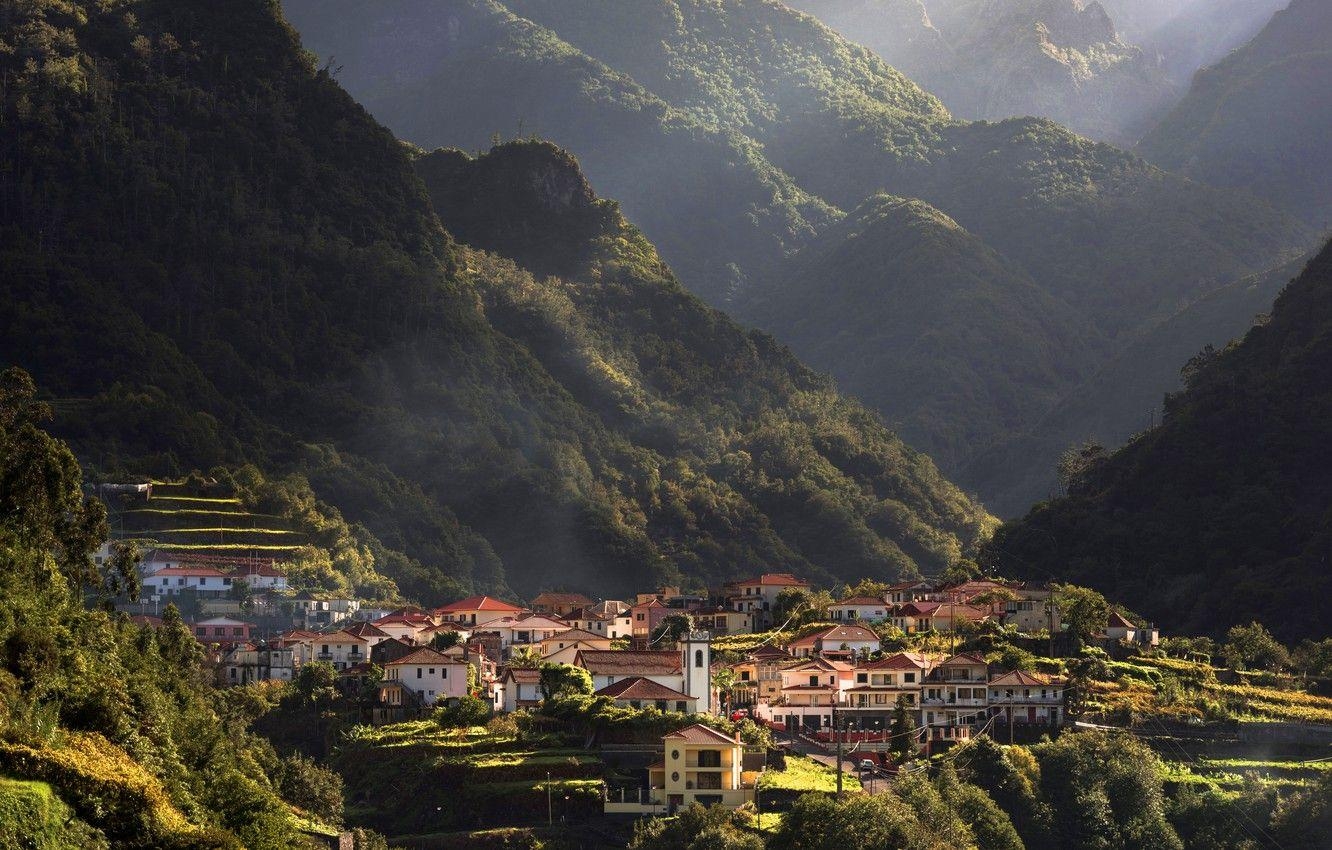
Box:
[682, 630, 713, 713]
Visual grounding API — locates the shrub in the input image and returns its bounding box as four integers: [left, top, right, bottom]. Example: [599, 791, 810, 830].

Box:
[435, 696, 493, 729]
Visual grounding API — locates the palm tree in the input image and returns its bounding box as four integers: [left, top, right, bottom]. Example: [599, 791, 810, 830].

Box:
[711, 667, 737, 715]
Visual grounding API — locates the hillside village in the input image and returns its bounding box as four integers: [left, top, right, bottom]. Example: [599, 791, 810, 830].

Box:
[114, 522, 1183, 813]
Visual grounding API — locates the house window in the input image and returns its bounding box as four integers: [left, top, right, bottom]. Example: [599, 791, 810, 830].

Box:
[213, 628, 225, 637]
[416, 668, 422, 679]
[233, 627, 243, 636]
[442, 668, 448, 678]
[808, 675, 819, 687]
[676, 701, 687, 712]
[695, 650, 704, 668]
[856, 673, 868, 684]
[428, 668, 435, 675]
[698, 750, 721, 768]
[740, 671, 750, 681]
[905, 673, 915, 683]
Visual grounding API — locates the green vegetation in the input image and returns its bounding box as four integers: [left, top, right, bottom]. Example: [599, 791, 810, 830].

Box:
[761, 756, 858, 793]
[3, 0, 993, 604]
[0, 777, 103, 849]
[987, 240, 1332, 640]
[1139, 0, 1332, 224]
[787, 0, 1179, 145]
[284, 0, 1312, 513]
[0, 369, 337, 846]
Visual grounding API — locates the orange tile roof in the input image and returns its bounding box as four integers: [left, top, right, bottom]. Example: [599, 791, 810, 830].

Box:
[664, 724, 738, 744]
[386, 647, 461, 667]
[435, 595, 525, 613]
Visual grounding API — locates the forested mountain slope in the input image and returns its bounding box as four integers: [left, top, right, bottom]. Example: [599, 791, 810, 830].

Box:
[744, 193, 1090, 471]
[789, 0, 1179, 145]
[985, 241, 1332, 641]
[1138, 0, 1332, 225]
[0, 0, 990, 603]
[966, 255, 1310, 509]
[283, 0, 1313, 507]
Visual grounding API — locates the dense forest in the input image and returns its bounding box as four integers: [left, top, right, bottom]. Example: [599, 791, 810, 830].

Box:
[282, 0, 1315, 513]
[0, 0, 991, 604]
[988, 240, 1332, 642]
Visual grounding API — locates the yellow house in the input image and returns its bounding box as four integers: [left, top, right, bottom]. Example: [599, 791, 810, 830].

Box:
[605, 724, 756, 814]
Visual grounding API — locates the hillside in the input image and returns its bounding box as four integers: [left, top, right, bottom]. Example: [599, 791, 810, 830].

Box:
[1129, 0, 1289, 86]
[0, 369, 335, 847]
[789, 0, 1180, 144]
[985, 240, 1332, 641]
[967, 255, 1310, 512]
[0, 0, 992, 604]
[1138, 0, 1332, 225]
[744, 193, 1090, 470]
[283, 0, 1314, 501]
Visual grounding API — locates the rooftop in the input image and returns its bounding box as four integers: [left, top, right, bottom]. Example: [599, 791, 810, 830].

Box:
[574, 649, 681, 675]
[595, 677, 694, 702]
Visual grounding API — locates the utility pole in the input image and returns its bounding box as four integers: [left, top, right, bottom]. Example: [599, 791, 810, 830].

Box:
[546, 771, 552, 825]
[835, 708, 844, 798]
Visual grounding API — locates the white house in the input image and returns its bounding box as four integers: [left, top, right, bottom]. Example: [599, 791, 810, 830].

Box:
[988, 671, 1065, 727]
[143, 566, 233, 597]
[480, 615, 570, 652]
[382, 647, 470, 706]
[723, 573, 810, 623]
[828, 596, 888, 622]
[312, 629, 370, 670]
[236, 561, 288, 592]
[372, 612, 432, 643]
[499, 667, 543, 712]
[1105, 611, 1159, 646]
[433, 595, 526, 627]
[786, 624, 880, 659]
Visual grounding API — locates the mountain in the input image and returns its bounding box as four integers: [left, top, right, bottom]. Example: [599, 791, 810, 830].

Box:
[281, 0, 838, 306]
[788, 0, 1180, 145]
[744, 193, 1090, 471]
[964, 255, 1309, 513]
[1128, 0, 1290, 86]
[0, 0, 992, 605]
[985, 240, 1332, 641]
[1138, 0, 1332, 225]
[282, 0, 1313, 504]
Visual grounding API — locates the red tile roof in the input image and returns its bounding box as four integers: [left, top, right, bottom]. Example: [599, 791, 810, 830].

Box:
[342, 621, 389, 638]
[435, 595, 524, 613]
[386, 647, 461, 667]
[664, 724, 738, 744]
[541, 628, 606, 644]
[595, 677, 695, 702]
[835, 596, 887, 606]
[1107, 611, 1136, 629]
[502, 667, 542, 683]
[859, 652, 930, 670]
[153, 566, 227, 577]
[940, 652, 988, 666]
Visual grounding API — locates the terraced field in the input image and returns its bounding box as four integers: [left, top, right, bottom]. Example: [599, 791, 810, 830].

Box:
[102, 481, 308, 560]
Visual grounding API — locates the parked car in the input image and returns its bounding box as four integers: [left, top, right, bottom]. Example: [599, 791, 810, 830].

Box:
[858, 759, 876, 773]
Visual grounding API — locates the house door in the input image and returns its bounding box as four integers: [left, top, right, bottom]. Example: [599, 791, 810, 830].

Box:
[1027, 707, 1036, 723]
[668, 794, 683, 813]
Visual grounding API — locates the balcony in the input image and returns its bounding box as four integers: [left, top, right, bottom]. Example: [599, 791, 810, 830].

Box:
[988, 694, 1062, 704]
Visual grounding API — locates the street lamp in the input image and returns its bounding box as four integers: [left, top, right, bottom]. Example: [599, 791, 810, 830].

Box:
[546, 771, 552, 825]
[755, 765, 766, 829]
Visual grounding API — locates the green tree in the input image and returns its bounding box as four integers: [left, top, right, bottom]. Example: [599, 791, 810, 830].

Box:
[430, 630, 462, 651]
[435, 695, 492, 728]
[509, 645, 543, 668]
[539, 662, 594, 701]
[1055, 584, 1110, 649]
[1222, 622, 1290, 671]
[768, 792, 934, 850]
[1293, 637, 1332, 677]
[712, 667, 737, 715]
[941, 558, 982, 585]
[652, 613, 695, 644]
[890, 695, 919, 762]
[273, 753, 344, 825]
[631, 802, 762, 850]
